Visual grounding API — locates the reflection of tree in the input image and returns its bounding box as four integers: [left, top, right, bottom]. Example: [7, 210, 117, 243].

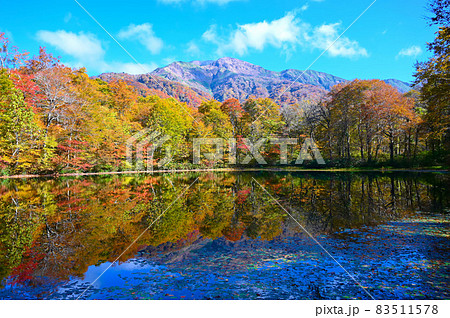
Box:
[254, 173, 446, 236]
[0, 181, 45, 287]
[0, 172, 447, 294]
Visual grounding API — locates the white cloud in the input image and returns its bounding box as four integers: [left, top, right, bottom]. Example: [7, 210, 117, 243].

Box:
[203, 13, 303, 56]
[195, 0, 242, 3]
[202, 12, 368, 58]
[118, 23, 163, 54]
[308, 23, 368, 57]
[397, 45, 422, 58]
[186, 41, 201, 55]
[36, 30, 105, 64]
[36, 30, 157, 74]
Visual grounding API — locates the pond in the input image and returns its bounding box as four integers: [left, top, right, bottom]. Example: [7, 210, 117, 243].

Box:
[0, 171, 448, 300]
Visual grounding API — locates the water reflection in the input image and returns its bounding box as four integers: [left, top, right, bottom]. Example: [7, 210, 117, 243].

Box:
[0, 172, 448, 299]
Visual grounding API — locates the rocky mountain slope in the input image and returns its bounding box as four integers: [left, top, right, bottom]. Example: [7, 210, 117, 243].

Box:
[96, 57, 412, 107]
[382, 79, 414, 93]
[95, 72, 212, 106]
[151, 57, 345, 103]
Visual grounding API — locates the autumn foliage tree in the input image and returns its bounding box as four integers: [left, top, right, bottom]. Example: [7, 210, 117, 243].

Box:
[0, 70, 44, 173]
[319, 80, 416, 163]
[0, 28, 443, 174]
[415, 0, 450, 161]
[0, 33, 28, 69]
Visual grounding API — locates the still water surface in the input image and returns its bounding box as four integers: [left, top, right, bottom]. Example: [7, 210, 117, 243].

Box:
[0, 171, 448, 299]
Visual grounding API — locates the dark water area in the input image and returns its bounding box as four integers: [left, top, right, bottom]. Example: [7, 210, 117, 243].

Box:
[0, 171, 448, 300]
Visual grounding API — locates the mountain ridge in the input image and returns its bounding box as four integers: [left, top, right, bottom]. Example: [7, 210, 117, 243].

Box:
[95, 57, 413, 106]
[151, 57, 347, 102]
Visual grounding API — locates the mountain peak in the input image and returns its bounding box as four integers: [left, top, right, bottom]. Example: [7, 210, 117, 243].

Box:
[97, 58, 411, 106]
[150, 57, 337, 103]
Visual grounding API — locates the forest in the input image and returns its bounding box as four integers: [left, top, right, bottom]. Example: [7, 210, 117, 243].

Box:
[0, 2, 448, 175]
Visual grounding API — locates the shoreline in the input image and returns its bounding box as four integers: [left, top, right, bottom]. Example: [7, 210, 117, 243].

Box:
[1, 167, 448, 179]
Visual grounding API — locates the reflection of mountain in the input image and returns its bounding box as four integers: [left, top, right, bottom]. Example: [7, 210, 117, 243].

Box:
[138, 231, 212, 263]
[0, 172, 447, 298]
[96, 57, 412, 106]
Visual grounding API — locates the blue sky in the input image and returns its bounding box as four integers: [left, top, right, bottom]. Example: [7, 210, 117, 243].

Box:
[1, 0, 437, 82]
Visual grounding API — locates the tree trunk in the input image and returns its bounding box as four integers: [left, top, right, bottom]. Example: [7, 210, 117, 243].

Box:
[413, 128, 419, 160]
[389, 139, 394, 163]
